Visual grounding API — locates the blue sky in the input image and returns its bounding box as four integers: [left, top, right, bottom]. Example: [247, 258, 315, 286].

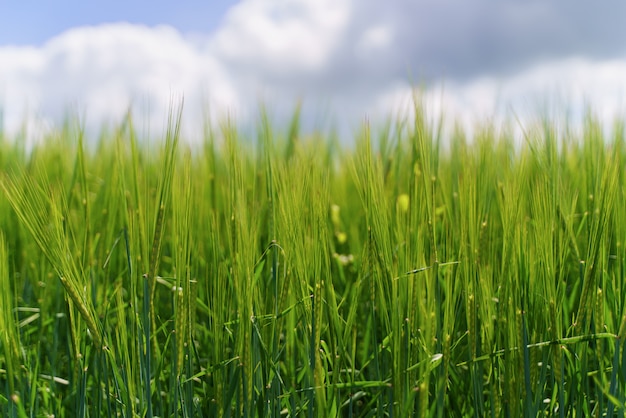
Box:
[2, 1, 626, 143]
[0, 1, 237, 45]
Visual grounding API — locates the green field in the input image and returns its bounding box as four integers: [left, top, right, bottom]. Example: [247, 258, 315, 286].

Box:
[1, 100, 625, 417]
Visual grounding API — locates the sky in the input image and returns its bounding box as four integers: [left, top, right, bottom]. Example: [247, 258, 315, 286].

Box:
[2, 0, 626, 143]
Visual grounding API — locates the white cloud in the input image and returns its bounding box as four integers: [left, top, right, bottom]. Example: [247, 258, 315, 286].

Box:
[413, 57, 626, 143]
[0, 23, 239, 142]
[211, 0, 351, 74]
[1, 0, 626, 146]
[356, 25, 393, 57]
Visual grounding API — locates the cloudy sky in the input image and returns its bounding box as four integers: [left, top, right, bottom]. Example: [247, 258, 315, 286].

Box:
[2, 1, 626, 143]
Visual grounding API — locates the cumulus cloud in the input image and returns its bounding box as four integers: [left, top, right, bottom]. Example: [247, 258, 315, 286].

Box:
[1, 0, 626, 144]
[0, 23, 239, 141]
[211, 0, 350, 75]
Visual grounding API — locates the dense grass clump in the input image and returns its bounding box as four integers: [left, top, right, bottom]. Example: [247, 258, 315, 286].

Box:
[1, 101, 626, 417]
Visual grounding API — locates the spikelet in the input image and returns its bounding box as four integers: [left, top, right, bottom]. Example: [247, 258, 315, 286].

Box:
[618, 311, 626, 341]
[492, 374, 501, 416]
[549, 299, 563, 385]
[529, 334, 539, 391]
[59, 276, 103, 349]
[148, 203, 166, 324]
[441, 333, 451, 397]
[515, 307, 524, 393]
[175, 285, 185, 377]
[594, 288, 604, 367]
[468, 293, 476, 361]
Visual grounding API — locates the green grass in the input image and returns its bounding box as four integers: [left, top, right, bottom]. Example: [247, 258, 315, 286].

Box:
[0, 99, 626, 417]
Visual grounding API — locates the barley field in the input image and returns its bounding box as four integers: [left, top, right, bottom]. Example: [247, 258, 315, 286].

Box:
[0, 99, 625, 417]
